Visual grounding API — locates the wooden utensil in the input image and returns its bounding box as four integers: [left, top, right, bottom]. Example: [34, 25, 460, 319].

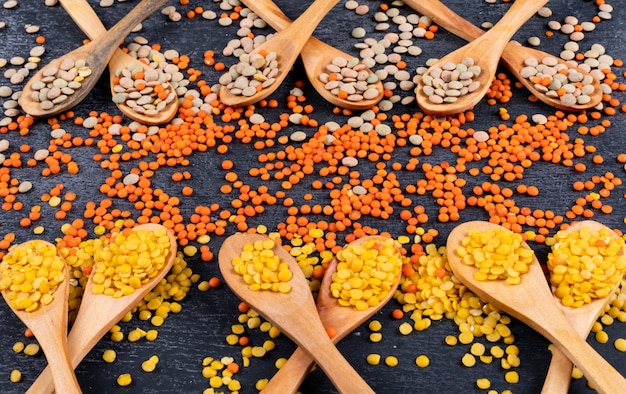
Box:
[541, 220, 625, 393]
[1, 241, 81, 394]
[20, 0, 171, 121]
[260, 235, 403, 393]
[415, 0, 550, 116]
[219, 0, 341, 107]
[240, 0, 383, 110]
[218, 233, 375, 393]
[58, 0, 178, 125]
[26, 224, 177, 394]
[403, 0, 602, 111]
[446, 221, 626, 394]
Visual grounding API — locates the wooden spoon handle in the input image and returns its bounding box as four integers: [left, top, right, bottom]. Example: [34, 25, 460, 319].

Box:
[59, 0, 108, 39]
[541, 347, 575, 394]
[260, 346, 312, 394]
[33, 331, 81, 394]
[242, 0, 292, 31]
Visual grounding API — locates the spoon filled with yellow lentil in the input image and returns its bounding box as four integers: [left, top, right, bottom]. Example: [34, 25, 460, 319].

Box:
[542, 220, 625, 393]
[0, 240, 81, 394]
[446, 220, 626, 394]
[260, 235, 405, 393]
[218, 232, 376, 394]
[26, 223, 177, 394]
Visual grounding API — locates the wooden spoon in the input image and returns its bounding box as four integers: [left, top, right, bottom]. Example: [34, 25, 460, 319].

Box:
[541, 220, 625, 394]
[26, 223, 177, 394]
[1, 240, 81, 394]
[58, 0, 178, 125]
[219, 0, 341, 107]
[415, 0, 550, 116]
[403, 0, 602, 112]
[218, 233, 375, 393]
[19, 0, 170, 121]
[260, 236, 403, 394]
[446, 221, 626, 394]
[240, 0, 383, 110]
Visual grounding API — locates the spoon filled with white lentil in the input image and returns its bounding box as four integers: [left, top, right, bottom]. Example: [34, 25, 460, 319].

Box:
[240, 0, 383, 110]
[219, 0, 345, 107]
[0, 240, 81, 394]
[25, 224, 177, 394]
[447, 220, 626, 394]
[404, 0, 602, 112]
[415, 0, 551, 116]
[19, 0, 170, 120]
[218, 233, 376, 394]
[58, 0, 178, 125]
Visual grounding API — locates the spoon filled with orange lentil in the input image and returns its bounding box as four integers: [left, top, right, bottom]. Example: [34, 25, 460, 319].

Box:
[0, 240, 81, 394]
[259, 235, 404, 393]
[542, 220, 625, 393]
[218, 0, 343, 107]
[240, 0, 384, 110]
[26, 224, 177, 394]
[404, 0, 602, 112]
[57, 0, 178, 125]
[218, 233, 376, 394]
[446, 220, 626, 394]
[19, 0, 170, 119]
[415, 0, 552, 116]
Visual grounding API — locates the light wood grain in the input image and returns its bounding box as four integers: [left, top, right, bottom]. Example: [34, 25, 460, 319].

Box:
[240, 0, 383, 110]
[541, 220, 625, 393]
[446, 221, 626, 394]
[219, 0, 341, 107]
[260, 235, 402, 393]
[1, 241, 81, 394]
[403, 0, 602, 112]
[26, 223, 177, 394]
[20, 0, 172, 122]
[415, 0, 550, 116]
[218, 233, 375, 394]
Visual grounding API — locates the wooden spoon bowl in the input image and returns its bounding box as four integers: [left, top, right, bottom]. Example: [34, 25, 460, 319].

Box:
[446, 221, 626, 394]
[404, 0, 601, 112]
[26, 223, 177, 394]
[20, 0, 170, 120]
[241, 0, 383, 110]
[219, 0, 341, 107]
[541, 220, 625, 394]
[415, 0, 550, 116]
[260, 235, 403, 394]
[218, 233, 375, 394]
[1, 240, 81, 394]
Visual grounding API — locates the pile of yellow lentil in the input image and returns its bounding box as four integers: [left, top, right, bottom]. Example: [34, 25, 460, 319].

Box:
[231, 237, 293, 293]
[0, 0, 625, 392]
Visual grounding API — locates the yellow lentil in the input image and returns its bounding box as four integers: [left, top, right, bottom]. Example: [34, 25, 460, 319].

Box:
[102, 349, 117, 363]
[275, 357, 287, 369]
[480, 355, 494, 364]
[615, 338, 626, 352]
[456, 228, 534, 285]
[366, 354, 381, 365]
[23, 343, 40, 356]
[445, 335, 458, 346]
[12, 341, 24, 353]
[415, 354, 430, 368]
[198, 280, 211, 291]
[595, 330, 609, 344]
[547, 226, 626, 307]
[255, 379, 268, 390]
[227, 380, 242, 391]
[398, 322, 413, 335]
[110, 331, 124, 342]
[368, 320, 382, 331]
[470, 342, 486, 356]
[369, 332, 383, 343]
[142, 358, 158, 373]
[91, 228, 171, 297]
[117, 373, 132, 387]
[572, 366, 584, 380]
[145, 329, 158, 341]
[476, 378, 491, 389]
[209, 376, 223, 388]
[10, 369, 21, 383]
[462, 353, 476, 367]
[384, 355, 399, 367]
[504, 370, 519, 384]
[490, 345, 505, 358]
[231, 238, 292, 293]
[0, 240, 66, 311]
[330, 237, 402, 311]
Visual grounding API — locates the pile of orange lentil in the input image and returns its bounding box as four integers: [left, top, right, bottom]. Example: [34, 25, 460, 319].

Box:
[1, 0, 626, 392]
